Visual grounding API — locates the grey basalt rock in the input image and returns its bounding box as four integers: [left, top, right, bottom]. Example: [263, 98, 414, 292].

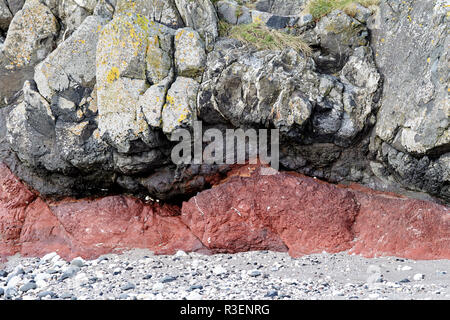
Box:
[96, 12, 175, 153]
[0, 0, 448, 205]
[115, 0, 183, 29]
[369, 0, 449, 201]
[216, 1, 252, 25]
[174, 0, 218, 50]
[0, 0, 59, 105]
[42, 0, 92, 38]
[162, 76, 199, 135]
[198, 38, 380, 148]
[313, 10, 369, 73]
[174, 28, 206, 81]
[0, 0, 13, 31]
[5, 0, 25, 15]
[254, 0, 307, 16]
[34, 15, 109, 101]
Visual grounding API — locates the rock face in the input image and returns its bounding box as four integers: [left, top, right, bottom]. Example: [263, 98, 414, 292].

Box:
[368, 0, 449, 202]
[1, 163, 448, 261]
[0, 163, 208, 261]
[34, 15, 108, 101]
[174, 0, 218, 49]
[115, 0, 184, 29]
[199, 39, 379, 146]
[1, 0, 446, 204]
[0, 0, 13, 31]
[181, 165, 450, 259]
[0, 0, 449, 261]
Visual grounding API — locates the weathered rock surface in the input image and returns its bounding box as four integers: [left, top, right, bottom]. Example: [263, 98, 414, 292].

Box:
[34, 15, 108, 101]
[5, 0, 24, 15]
[0, 0, 448, 262]
[174, 28, 206, 81]
[96, 12, 174, 153]
[199, 39, 379, 145]
[116, 0, 183, 29]
[0, 0, 58, 107]
[162, 76, 199, 135]
[2, 0, 59, 68]
[174, 0, 218, 49]
[254, 0, 307, 16]
[182, 165, 450, 260]
[1, 163, 448, 261]
[0, 0, 13, 31]
[0, 163, 208, 261]
[368, 0, 449, 202]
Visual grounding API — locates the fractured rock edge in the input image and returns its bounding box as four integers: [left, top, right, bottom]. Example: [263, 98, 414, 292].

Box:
[1, 162, 448, 262]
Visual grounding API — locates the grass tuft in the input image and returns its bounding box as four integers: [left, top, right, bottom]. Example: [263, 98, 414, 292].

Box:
[219, 22, 312, 56]
[307, 0, 380, 20]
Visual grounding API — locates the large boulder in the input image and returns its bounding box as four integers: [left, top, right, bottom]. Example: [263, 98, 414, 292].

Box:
[174, 28, 206, 81]
[216, 1, 252, 25]
[115, 0, 183, 28]
[0, 0, 58, 107]
[42, 0, 95, 36]
[96, 12, 175, 153]
[313, 10, 369, 72]
[0, 0, 12, 31]
[174, 0, 218, 49]
[34, 15, 109, 101]
[199, 39, 380, 147]
[6, 81, 61, 172]
[161, 76, 199, 135]
[369, 0, 449, 201]
[2, 0, 59, 68]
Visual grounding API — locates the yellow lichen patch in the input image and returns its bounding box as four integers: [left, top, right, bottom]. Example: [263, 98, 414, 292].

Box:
[176, 29, 185, 41]
[68, 122, 88, 136]
[136, 14, 150, 33]
[107, 67, 120, 84]
[253, 14, 263, 24]
[166, 95, 175, 105]
[178, 113, 188, 122]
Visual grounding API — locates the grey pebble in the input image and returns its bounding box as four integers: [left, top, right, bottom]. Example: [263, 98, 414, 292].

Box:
[142, 274, 152, 280]
[249, 271, 262, 277]
[187, 285, 203, 292]
[20, 281, 37, 292]
[265, 290, 278, 298]
[13, 268, 25, 276]
[5, 287, 18, 299]
[121, 282, 136, 291]
[60, 266, 80, 281]
[89, 277, 98, 284]
[0, 270, 8, 278]
[161, 276, 177, 283]
[70, 258, 85, 268]
[47, 269, 58, 274]
[37, 291, 56, 299]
